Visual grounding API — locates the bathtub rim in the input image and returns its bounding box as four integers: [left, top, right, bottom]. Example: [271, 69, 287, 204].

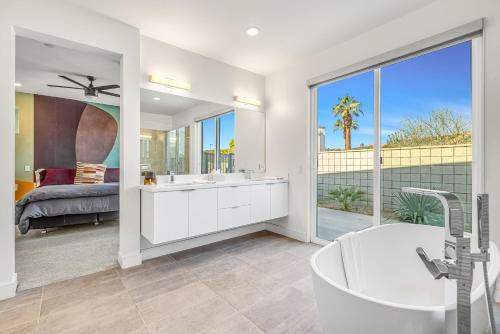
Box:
[310, 223, 500, 312]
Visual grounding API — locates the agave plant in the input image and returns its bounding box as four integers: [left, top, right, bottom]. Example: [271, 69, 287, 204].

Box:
[327, 186, 364, 211]
[393, 192, 443, 226]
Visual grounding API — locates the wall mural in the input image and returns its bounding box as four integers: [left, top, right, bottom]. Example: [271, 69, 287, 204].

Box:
[33, 94, 120, 170]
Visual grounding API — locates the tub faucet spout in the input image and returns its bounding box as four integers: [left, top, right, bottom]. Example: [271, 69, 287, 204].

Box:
[401, 187, 472, 334]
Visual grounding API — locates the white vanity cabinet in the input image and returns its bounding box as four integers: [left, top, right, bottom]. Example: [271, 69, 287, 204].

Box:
[218, 185, 251, 230]
[188, 188, 218, 237]
[250, 184, 271, 223]
[141, 190, 189, 244]
[140, 180, 289, 245]
[270, 183, 289, 219]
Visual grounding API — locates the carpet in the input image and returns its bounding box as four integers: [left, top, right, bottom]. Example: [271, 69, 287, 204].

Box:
[15, 220, 119, 291]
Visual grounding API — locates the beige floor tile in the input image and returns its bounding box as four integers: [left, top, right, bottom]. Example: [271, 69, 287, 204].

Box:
[201, 265, 281, 295]
[246, 251, 303, 273]
[42, 269, 118, 300]
[127, 270, 198, 304]
[40, 278, 125, 317]
[38, 291, 134, 334]
[269, 259, 311, 286]
[0, 302, 39, 332]
[202, 313, 264, 334]
[191, 255, 247, 280]
[241, 286, 315, 333]
[0, 288, 41, 313]
[0, 320, 37, 334]
[148, 296, 236, 334]
[58, 307, 144, 334]
[116, 255, 175, 278]
[285, 243, 322, 260]
[137, 282, 216, 324]
[170, 244, 222, 261]
[120, 261, 187, 291]
[215, 281, 272, 311]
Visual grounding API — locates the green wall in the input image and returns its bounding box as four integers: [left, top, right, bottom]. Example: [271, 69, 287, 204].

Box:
[15, 92, 34, 182]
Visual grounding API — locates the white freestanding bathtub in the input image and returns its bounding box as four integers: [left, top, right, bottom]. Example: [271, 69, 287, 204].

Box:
[310, 223, 500, 334]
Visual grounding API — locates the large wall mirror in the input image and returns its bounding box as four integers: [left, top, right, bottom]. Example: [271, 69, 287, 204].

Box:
[140, 88, 265, 175]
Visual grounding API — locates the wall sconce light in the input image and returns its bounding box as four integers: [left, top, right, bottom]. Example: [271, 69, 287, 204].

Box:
[233, 95, 262, 107]
[140, 134, 153, 139]
[149, 74, 191, 90]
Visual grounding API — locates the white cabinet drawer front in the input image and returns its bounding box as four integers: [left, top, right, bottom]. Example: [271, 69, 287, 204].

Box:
[189, 188, 218, 237]
[218, 205, 251, 230]
[270, 183, 289, 219]
[154, 191, 189, 243]
[250, 184, 271, 223]
[218, 186, 251, 209]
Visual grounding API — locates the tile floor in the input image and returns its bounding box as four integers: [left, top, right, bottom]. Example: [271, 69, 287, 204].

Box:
[0, 231, 323, 334]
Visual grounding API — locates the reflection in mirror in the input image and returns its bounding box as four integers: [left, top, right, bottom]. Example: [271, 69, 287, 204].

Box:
[200, 112, 235, 174]
[140, 88, 265, 176]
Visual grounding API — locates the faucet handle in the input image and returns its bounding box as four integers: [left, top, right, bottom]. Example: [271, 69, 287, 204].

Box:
[416, 247, 449, 280]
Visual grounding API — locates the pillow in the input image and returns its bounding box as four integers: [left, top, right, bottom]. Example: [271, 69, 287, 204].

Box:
[38, 169, 77, 187]
[74, 162, 107, 185]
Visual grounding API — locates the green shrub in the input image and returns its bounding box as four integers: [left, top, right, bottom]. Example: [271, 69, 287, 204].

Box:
[393, 192, 443, 226]
[327, 186, 364, 211]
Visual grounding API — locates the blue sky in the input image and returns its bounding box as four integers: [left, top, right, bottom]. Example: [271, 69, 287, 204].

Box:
[202, 112, 235, 151]
[317, 41, 472, 149]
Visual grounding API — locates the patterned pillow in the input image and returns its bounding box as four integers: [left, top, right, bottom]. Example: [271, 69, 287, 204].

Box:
[74, 162, 107, 184]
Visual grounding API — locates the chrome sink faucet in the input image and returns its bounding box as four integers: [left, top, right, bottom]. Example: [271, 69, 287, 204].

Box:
[401, 187, 491, 334]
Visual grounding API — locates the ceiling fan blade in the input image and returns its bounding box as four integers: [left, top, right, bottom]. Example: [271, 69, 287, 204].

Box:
[47, 84, 84, 90]
[95, 84, 120, 91]
[99, 91, 120, 97]
[59, 75, 88, 88]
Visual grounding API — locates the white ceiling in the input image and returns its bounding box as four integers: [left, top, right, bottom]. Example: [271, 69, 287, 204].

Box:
[140, 88, 223, 116]
[63, 0, 436, 75]
[16, 36, 121, 106]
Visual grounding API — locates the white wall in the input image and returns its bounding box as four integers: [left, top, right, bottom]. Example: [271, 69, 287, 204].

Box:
[140, 112, 173, 131]
[265, 0, 500, 243]
[0, 0, 141, 299]
[141, 36, 265, 111]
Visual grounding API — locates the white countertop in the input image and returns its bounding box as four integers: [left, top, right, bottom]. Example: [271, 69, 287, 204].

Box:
[140, 178, 288, 193]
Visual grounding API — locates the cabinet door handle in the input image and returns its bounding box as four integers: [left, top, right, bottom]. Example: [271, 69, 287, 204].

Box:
[181, 189, 195, 192]
[231, 206, 239, 209]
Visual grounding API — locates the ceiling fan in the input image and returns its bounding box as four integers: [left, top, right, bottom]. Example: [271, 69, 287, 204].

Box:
[47, 75, 120, 98]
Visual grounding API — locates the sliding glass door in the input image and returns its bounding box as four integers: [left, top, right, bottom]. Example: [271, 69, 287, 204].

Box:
[312, 38, 479, 242]
[315, 71, 375, 241]
[380, 41, 473, 231]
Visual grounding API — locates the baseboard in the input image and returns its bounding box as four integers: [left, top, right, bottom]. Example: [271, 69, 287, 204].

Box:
[265, 222, 308, 242]
[141, 223, 266, 261]
[0, 273, 17, 301]
[117, 251, 142, 269]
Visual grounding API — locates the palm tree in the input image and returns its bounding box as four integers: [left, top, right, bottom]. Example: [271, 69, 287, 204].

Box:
[332, 95, 363, 151]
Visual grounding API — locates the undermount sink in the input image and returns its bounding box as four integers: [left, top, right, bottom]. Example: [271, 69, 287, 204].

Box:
[156, 181, 195, 187]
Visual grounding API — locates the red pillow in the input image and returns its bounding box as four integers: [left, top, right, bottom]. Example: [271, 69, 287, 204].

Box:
[39, 169, 77, 187]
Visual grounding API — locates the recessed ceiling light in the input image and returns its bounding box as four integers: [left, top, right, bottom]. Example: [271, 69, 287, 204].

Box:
[14, 82, 22, 87]
[246, 27, 260, 36]
[153, 97, 161, 101]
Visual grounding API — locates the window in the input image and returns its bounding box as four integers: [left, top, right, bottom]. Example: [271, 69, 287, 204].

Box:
[311, 38, 480, 242]
[200, 112, 235, 174]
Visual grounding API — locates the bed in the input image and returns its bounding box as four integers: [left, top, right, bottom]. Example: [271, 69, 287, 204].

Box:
[15, 168, 120, 234]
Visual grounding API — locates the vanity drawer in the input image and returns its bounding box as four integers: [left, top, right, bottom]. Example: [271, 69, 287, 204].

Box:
[218, 205, 251, 230]
[218, 185, 251, 209]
